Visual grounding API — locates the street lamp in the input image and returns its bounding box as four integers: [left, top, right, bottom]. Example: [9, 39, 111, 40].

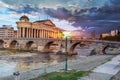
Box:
[63, 31, 72, 72]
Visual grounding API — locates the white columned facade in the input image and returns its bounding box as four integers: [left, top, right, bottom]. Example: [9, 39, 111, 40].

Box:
[16, 15, 63, 40]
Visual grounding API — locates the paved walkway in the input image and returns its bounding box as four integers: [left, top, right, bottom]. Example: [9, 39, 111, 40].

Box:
[78, 55, 120, 80]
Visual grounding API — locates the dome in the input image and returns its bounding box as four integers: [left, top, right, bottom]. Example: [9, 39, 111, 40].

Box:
[19, 15, 29, 21]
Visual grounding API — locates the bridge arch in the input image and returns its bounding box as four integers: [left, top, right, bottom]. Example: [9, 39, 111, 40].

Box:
[69, 42, 90, 54]
[44, 41, 59, 52]
[103, 44, 120, 55]
[9, 40, 19, 49]
[25, 41, 34, 50]
[0, 39, 4, 48]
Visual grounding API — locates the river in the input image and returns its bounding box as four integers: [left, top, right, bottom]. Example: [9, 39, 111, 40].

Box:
[0, 47, 119, 78]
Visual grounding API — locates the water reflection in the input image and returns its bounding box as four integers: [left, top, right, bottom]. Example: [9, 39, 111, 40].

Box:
[0, 60, 16, 77]
[0, 45, 94, 77]
[0, 46, 119, 78]
[0, 51, 76, 78]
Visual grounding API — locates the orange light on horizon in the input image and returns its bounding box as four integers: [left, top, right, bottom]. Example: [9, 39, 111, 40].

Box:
[62, 31, 72, 38]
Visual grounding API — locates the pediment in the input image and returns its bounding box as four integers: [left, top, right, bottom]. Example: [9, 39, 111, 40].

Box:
[44, 20, 55, 26]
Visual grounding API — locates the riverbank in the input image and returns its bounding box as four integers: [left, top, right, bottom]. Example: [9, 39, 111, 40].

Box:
[78, 55, 120, 80]
[17, 55, 113, 80]
[0, 49, 115, 80]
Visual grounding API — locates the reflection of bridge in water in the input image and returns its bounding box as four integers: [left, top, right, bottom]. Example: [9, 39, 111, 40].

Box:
[0, 38, 120, 55]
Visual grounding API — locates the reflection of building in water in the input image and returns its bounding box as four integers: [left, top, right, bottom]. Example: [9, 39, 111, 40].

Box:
[16, 15, 63, 39]
[16, 62, 43, 72]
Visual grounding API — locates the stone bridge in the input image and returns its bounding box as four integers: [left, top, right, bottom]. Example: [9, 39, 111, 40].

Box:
[0, 38, 120, 55]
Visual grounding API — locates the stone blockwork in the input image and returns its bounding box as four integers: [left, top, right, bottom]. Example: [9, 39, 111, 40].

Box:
[0, 38, 120, 55]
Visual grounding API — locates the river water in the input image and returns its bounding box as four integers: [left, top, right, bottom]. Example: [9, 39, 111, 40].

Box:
[0, 47, 93, 78]
[0, 47, 119, 78]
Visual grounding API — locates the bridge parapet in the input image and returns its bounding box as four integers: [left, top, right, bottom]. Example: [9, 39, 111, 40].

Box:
[0, 38, 120, 55]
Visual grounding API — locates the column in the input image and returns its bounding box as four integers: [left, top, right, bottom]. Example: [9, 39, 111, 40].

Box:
[23, 28, 25, 38]
[28, 28, 30, 38]
[40, 29, 41, 38]
[30, 28, 33, 38]
[34, 29, 35, 38]
[46, 30, 48, 38]
[38, 30, 39, 38]
[49, 31, 51, 38]
[20, 27, 21, 38]
[51, 31, 52, 38]
[36, 29, 37, 38]
[27, 28, 29, 38]
[52, 31, 54, 38]
[41, 29, 43, 38]
[26, 28, 28, 38]
[33, 29, 34, 38]
[47, 30, 49, 38]
[51, 31, 53, 38]
[44, 30, 46, 38]
[35, 29, 36, 38]
[53, 32, 55, 38]
[49, 31, 50, 38]
[57, 31, 58, 39]
[20, 27, 23, 38]
[42, 29, 44, 38]
[18, 27, 21, 38]
[25, 28, 27, 38]
[45, 30, 47, 38]
[46, 30, 47, 38]
[48, 31, 49, 38]
[43, 29, 45, 38]
[55, 31, 57, 38]
[38, 30, 40, 38]
[27, 28, 28, 38]
[34, 29, 36, 38]
[36, 29, 38, 38]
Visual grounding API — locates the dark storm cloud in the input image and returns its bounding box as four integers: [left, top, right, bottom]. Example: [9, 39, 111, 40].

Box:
[43, 7, 72, 20]
[41, 0, 120, 32]
[69, 0, 120, 33]
[7, 0, 120, 33]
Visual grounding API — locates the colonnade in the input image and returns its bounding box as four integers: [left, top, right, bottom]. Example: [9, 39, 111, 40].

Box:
[17, 15, 63, 39]
[18, 27, 62, 39]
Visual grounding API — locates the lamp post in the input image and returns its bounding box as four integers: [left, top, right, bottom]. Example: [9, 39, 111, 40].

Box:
[65, 36, 68, 72]
[63, 31, 72, 72]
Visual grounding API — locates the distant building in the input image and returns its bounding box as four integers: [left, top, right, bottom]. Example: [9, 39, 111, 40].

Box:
[101, 33, 110, 38]
[14, 30, 17, 38]
[0, 25, 14, 38]
[111, 29, 118, 36]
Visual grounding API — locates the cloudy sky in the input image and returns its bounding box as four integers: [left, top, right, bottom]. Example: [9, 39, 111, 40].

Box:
[0, 0, 120, 34]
